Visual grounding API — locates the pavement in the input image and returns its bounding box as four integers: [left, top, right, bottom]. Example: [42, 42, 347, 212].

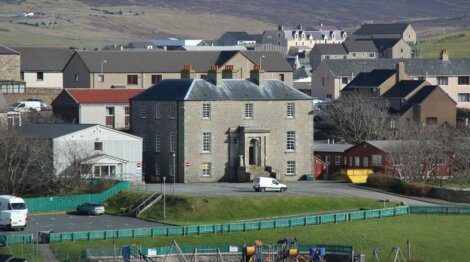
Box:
[1, 213, 165, 238]
[1, 181, 433, 237]
[134, 181, 432, 205]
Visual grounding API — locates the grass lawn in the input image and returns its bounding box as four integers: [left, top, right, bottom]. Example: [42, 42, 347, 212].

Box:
[104, 190, 152, 215]
[122, 194, 393, 225]
[416, 30, 470, 58]
[0, 244, 43, 262]
[49, 215, 470, 261]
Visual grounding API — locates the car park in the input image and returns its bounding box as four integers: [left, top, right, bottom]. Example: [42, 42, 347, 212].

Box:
[76, 203, 105, 215]
[253, 177, 287, 192]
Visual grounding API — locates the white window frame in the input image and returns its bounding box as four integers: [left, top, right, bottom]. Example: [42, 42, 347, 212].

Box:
[245, 103, 254, 119]
[372, 155, 382, 166]
[325, 155, 330, 164]
[155, 131, 161, 152]
[169, 132, 176, 153]
[155, 103, 161, 119]
[437, 76, 448, 85]
[169, 103, 177, 119]
[335, 155, 341, 166]
[458, 93, 470, 102]
[202, 132, 212, 153]
[156, 161, 160, 177]
[202, 103, 211, 119]
[286, 103, 295, 118]
[140, 104, 147, 119]
[286, 161, 296, 176]
[286, 131, 296, 151]
[354, 157, 360, 167]
[363, 157, 369, 167]
[202, 162, 212, 177]
[142, 133, 147, 152]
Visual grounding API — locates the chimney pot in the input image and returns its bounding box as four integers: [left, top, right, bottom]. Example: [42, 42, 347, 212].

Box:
[183, 64, 192, 71]
[396, 62, 405, 83]
[224, 65, 234, 71]
[210, 65, 218, 71]
[440, 49, 449, 62]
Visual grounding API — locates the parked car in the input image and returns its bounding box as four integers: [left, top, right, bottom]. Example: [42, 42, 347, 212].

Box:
[253, 177, 287, 192]
[0, 195, 28, 230]
[10, 101, 47, 113]
[76, 203, 105, 215]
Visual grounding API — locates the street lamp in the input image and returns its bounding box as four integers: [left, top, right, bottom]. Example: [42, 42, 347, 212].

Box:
[100, 60, 107, 89]
[172, 153, 176, 194]
[162, 176, 166, 220]
[259, 55, 266, 69]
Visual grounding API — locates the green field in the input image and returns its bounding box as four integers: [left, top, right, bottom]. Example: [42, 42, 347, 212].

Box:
[46, 215, 470, 261]
[106, 192, 393, 225]
[0, 244, 43, 262]
[416, 31, 470, 58]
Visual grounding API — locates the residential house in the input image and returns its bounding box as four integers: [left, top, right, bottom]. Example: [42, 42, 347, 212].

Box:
[63, 50, 294, 89]
[19, 123, 143, 181]
[353, 23, 417, 44]
[262, 24, 347, 55]
[0, 45, 25, 102]
[51, 89, 143, 129]
[217, 32, 263, 46]
[309, 40, 378, 69]
[311, 50, 470, 107]
[342, 63, 457, 126]
[130, 68, 313, 183]
[314, 142, 353, 177]
[365, 38, 411, 59]
[177, 46, 247, 51]
[153, 38, 208, 50]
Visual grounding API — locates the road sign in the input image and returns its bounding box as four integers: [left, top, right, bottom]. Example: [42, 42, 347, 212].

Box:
[185, 161, 191, 168]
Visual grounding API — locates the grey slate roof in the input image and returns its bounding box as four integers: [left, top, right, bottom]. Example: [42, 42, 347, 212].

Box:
[221, 32, 262, 42]
[314, 44, 347, 55]
[74, 50, 292, 73]
[368, 38, 403, 53]
[382, 80, 426, 98]
[323, 58, 470, 77]
[19, 123, 95, 139]
[354, 24, 410, 36]
[343, 40, 377, 53]
[0, 45, 19, 55]
[399, 85, 441, 114]
[342, 69, 395, 91]
[362, 140, 403, 152]
[12, 47, 73, 71]
[131, 79, 312, 101]
[314, 143, 353, 153]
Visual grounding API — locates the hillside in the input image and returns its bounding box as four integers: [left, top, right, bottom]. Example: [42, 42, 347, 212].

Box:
[0, 0, 468, 48]
[416, 31, 470, 58]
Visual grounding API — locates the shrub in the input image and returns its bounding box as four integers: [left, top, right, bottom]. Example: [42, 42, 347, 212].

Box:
[366, 173, 397, 190]
[407, 183, 432, 197]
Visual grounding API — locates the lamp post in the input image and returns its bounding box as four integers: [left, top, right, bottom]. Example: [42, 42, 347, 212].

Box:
[162, 176, 166, 220]
[172, 153, 176, 194]
[259, 55, 266, 69]
[100, 60, 107, 89]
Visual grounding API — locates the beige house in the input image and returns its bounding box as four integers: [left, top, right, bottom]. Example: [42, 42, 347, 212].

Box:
[0, 45, 20, 81]
[311, 50, 470, 108]
[52, 89, 143, 129]
[369, 38, 411, 59]
[262, 24, 346, 55]
[130, 70, 313, 183]
[63, 50, 293, 89]
[353, 23, 417, 45]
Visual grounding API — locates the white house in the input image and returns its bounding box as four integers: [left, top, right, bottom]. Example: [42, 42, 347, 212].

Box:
[19, 123, 143, 181]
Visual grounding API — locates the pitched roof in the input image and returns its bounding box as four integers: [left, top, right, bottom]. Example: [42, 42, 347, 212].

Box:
[382, 80, 426, 98]
[0, 44, 19, 55]
[399, 85, 441, 114]
[363, 140, 403, 152]
[65, 89, 144, 103]
[313, 44, 347, 55]
[314, 143, 353, 153]
[354, 23, 410, 35]
[343, 40, 377, 53]
[369, 38, 404, 52]
[342, 69, 396, 91]
[179, 46, 247, 51]
[73, 50, 292, 73]
[322, 58, 470, 77]
[222, 32, 262, 42]
[131, 79, 312, 101]
[12, 47, 73, 71]
[19, 123, 95, 139]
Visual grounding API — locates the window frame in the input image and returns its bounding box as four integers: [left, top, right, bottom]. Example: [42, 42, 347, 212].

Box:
[169, 132, 176, 153]
[94, 142, 103, 151]
[202, 103, 211, 119]
[36, 72, 44, 81]
[202, 162, 212, 177]
[286, 131, 296, 151]
[437, 76, 448, 85]
[244, 103, 254, 119]
[127, 74, 138, 85]
[155, 103, 161, 119]
[202, 132, 212, 153]
[151, 74, 162, 85]
[140, 104, 147, 119]
[458, 93, 470, 102]
[286, 161, 296, 176]
[169, 103, 177, 119]
[335, 155, 341, 166]
[155, 131, 161, 152]
[458, 76, 470, 85]
[286, 103, 295, 118]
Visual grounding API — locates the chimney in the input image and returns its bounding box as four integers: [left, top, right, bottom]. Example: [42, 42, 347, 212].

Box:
[278, 24, 284, 31]
[250, 64, 264, 86]
[206, 65, 222, 86]
[180, 64, 196, 79]
[440, 49, 449, 62]
[222, 65, 236, 79]
[396, 62, 405, 83]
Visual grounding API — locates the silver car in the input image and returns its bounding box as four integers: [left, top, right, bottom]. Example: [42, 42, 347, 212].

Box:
[76, 203, 105, 215]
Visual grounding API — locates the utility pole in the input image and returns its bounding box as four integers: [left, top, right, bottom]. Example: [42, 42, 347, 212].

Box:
[172, 153, 176, 194]
[163, 176, 166, 220]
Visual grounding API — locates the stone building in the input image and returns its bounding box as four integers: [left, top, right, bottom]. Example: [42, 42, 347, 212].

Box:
[130, 68, 313, 183]
[0, 45, 20, 81]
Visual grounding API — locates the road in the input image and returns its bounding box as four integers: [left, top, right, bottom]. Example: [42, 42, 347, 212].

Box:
[1, 213, 165, 238]
[135, 181, 432, 206]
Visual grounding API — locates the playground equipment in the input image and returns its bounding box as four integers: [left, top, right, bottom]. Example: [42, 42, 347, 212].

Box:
[277, 237, 299, 261]
[341, 169, 374, 183]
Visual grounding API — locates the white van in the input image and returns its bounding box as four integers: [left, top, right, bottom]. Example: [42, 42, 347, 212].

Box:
[253, 177, 287, 192]
[10, 101, 45, 113]
[0, 195, 28, 230]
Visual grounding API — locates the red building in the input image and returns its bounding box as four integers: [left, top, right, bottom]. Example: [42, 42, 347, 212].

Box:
[314, 143, 352, 179]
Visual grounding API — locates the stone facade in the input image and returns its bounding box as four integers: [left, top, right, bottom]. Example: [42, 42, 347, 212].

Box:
[0, 54, 20, 81]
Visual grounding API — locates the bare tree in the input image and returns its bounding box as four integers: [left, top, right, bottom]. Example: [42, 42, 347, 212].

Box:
[327, 92, 391, 144]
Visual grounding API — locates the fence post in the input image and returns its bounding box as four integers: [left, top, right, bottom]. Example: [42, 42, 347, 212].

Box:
[379, 209, 382, 218]
[88, 232, 91, 241]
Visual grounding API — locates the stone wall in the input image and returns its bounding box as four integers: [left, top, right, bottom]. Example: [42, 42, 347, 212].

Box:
[0, 54, 20, 81]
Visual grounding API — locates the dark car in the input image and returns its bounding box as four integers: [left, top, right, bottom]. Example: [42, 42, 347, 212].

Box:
[76, 203, 105, 215]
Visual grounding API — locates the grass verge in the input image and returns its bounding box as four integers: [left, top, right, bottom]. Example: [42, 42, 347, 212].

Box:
[49, 215, 470, 261]
[104, 190, 152, 215]
[137, 194, 394, 225]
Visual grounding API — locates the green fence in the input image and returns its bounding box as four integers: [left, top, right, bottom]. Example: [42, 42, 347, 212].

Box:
[409, 205, 470, 214]
[84, 243, 354, 258]
[48, 206, 410, 243]
[24, 181, 130, 213]
[0, 234, 33, 246]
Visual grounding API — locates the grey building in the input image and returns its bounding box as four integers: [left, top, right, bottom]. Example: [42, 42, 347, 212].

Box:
[130, 70, 313, 183]
[217, 32, 263, 46]
[353, 23, 417, 45]
[365, 38, 411, 59]
[19, 123, 143, 181]
[310, 40, 377, 69]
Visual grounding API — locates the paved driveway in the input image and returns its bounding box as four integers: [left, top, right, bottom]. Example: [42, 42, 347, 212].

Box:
[135, 181, 431, 205]
[1, 213, 165, 237]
